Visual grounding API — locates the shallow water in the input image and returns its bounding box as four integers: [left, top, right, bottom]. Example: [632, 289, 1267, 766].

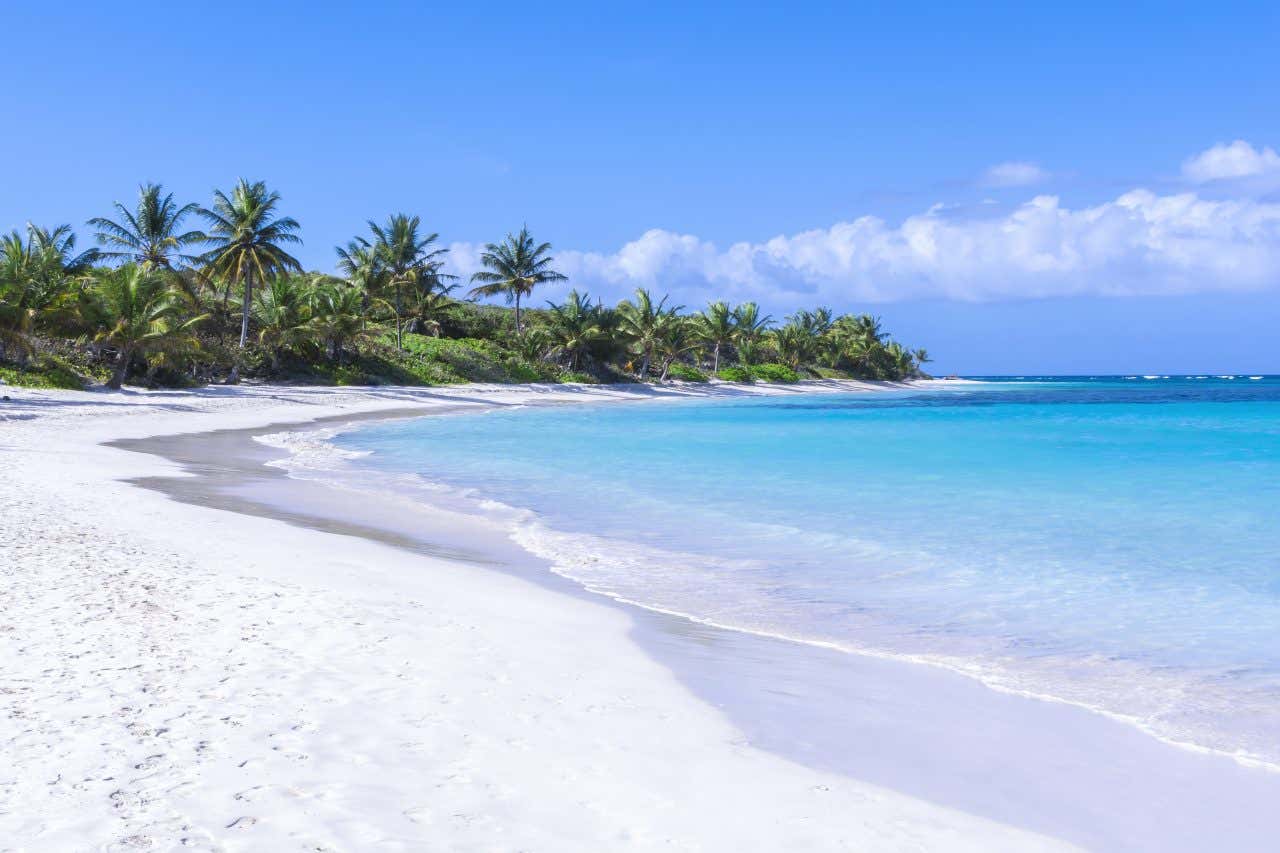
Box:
[326, 377, 1280, 769]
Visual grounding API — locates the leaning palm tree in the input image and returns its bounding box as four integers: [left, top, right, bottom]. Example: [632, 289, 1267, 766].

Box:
[468, 226, 566, 335]
[693, 301, 735, 373]
[366, 214, 451, 349]
[198, 179, 302, 380]
[88, 183, 205, 269]
[617, 288, 681, 380]
[84, 264, 206, 389]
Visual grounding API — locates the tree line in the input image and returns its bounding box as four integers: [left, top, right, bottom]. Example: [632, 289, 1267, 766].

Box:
[0, 181, 931, 389]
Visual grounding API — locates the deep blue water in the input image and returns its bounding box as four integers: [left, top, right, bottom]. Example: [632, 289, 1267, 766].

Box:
[333, 376, 1280, 767]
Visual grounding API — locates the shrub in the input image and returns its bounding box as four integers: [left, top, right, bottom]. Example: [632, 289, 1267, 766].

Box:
[715, 366, 754, 383]
[750, 363, 800, 383]
[666, 362, 708, 382]
[0, 354, 94, 390]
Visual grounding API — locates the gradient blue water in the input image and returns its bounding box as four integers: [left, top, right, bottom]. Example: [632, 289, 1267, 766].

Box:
[334, 377, 1280, 766]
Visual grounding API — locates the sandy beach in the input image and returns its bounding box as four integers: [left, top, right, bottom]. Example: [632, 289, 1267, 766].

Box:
[5, 379, 1280, 851]
[1, 380, 1076, 852]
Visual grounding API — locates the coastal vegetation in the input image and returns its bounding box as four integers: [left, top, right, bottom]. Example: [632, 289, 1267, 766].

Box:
[0, 181, 932, 389]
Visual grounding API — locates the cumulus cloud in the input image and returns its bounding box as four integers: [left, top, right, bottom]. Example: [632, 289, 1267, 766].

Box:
[1182, 140, 1280, 183]
[448, 189, 1280, 306]
[980, 161, 1049, 188]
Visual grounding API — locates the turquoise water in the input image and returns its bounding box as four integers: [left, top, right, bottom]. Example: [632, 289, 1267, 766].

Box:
[332, 377, 1280, 768]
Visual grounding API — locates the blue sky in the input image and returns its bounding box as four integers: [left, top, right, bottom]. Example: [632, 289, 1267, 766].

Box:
[4, 1, 1279, 373]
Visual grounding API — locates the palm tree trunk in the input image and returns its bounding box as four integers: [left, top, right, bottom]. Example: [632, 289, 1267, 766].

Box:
[639, 351, 650, 380]
[238, 270, 252, 348]
[514, 291, 523, 335]
[713, 342, 721, 373]
[395, 281, 403, 350]
[107, 345, 132, 390]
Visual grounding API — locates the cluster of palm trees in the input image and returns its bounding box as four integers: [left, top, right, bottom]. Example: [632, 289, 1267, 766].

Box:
[1, 179, 931, 388]
[531, 289, 928, 380]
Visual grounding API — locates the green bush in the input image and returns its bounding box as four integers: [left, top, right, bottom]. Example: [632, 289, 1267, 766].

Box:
[0, 355, 93, 389]
[750, 363, 800, 383]
[439, 302, 515, 339]
[715, 366, 754, 383]
[666, 362, 708, 382]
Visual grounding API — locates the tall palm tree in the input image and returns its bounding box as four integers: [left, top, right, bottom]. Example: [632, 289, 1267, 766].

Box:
[365, 213, 451, 349]
[198, 180, 302, 380]
[693, 301, 734, 373]
[617, 288, 681, 380]
[468, 226, 566, 335]
[731, 301, 772, 366]
[83, 264, 207, 389]
[88, 183, 205, 269]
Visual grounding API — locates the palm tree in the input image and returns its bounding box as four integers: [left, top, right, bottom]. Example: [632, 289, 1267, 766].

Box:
[26, 224, 98, 273]
[656, 316, 697, 381]
[83, 264, 206, 389]
[913, 347, 932, 376]
[832, 313, 886, 376]
[365, 214, 451, 349]
[545, 290, 606, 371]
[617, 288, 681, 380]
[773, 321, 816, 369]
[731, 302, 772, 366]
[885, 341, 915, 378]
[307, 280, 368, 363]
[0, 225, 90, 364]
[88, 183, 205, 270]
[254, 274, 316, 370]
[693, 301, 735, 373]
[407, 284, 459, 337]
[198, 179, 302, 380]
[468, 226, 566, 335]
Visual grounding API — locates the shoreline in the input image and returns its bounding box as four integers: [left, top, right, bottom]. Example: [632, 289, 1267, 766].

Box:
[4, 379, 1279, 850]
[116, 382, 1280, 850]
[2, 379, 1073, 852]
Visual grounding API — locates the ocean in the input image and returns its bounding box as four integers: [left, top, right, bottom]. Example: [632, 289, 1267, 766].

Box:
[320, 376, 1280, 770]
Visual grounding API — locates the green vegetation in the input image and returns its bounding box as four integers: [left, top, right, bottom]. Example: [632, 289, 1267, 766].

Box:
[0, 182, 932, 390]
[715, 366, 754, 383]
[749, 363, 800, 383]
[666, 362, 709, 382]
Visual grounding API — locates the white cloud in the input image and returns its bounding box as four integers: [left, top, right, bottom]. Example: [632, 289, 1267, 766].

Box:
[1182, 140, 1280, 183]
[449, 189, 1280, 306]
[981, 161, 1049, 188]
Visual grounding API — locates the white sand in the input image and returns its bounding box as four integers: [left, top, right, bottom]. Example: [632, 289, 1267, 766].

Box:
[0, 381, 1068, 851]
